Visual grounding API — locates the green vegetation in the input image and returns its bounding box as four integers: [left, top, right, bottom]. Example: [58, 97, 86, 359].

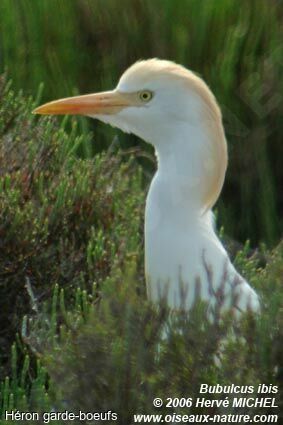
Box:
[0, 0, 282, 422]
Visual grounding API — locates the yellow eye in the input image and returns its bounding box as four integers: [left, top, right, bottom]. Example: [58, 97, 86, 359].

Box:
[139, 90, 153, 102]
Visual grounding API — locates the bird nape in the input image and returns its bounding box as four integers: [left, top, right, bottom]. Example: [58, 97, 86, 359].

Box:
[33, 58, 260, 315]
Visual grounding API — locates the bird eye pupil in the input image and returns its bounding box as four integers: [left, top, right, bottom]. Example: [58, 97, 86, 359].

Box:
[140, 90, 152, 102]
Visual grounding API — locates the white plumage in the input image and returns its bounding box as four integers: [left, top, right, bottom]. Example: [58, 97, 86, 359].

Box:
[34, 58, 260, 314]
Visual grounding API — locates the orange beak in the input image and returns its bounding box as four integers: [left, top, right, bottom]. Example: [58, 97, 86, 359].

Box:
[33, 90, 135, 116]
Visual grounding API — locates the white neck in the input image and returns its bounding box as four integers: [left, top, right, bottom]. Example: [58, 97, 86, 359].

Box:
[151, 122, 214, 214]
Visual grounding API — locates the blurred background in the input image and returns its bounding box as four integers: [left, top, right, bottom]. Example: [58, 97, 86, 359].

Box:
[0, 0, 282, 247]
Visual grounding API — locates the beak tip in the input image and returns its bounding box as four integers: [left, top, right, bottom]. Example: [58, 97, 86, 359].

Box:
[32, 106, 48, 115]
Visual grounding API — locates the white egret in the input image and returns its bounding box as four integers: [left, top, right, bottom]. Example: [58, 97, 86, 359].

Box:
[34, 59, 260, 314]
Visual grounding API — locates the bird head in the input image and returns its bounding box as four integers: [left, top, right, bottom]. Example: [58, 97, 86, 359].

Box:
[34, 59, 220, 143]
[34, 59, 227, 209]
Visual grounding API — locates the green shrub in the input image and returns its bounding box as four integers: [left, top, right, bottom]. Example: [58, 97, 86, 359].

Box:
[0, 74, 145, 379]
[19, 243, 283, 422]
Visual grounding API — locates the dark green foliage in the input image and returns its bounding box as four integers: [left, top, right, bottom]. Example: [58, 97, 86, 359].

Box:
[23, 246, 283, 423]
[0, 74, 144, 378]
[0, 346, 51, 424]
